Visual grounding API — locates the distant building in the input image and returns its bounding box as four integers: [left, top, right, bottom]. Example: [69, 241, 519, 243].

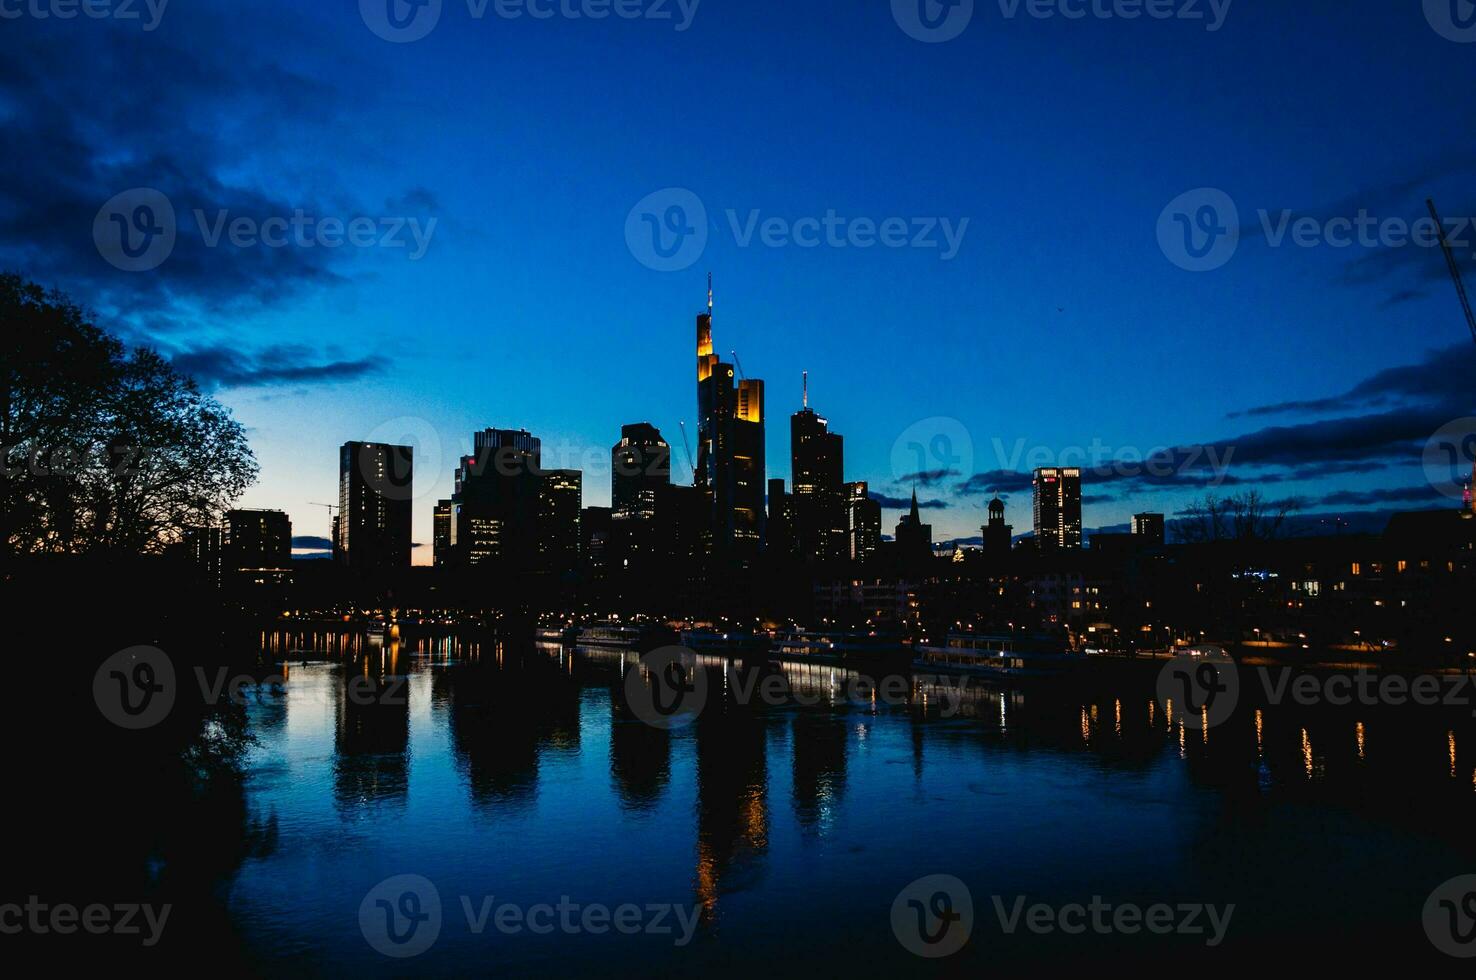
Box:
[846, 481, 881, 562]
[338, 441, 413, 569]
[225, 508, 292, 586]
[790, 379, 847, 563]
[433, 500, 453, 567]
[538, 469, 583, 575]
[185, 525, 224, 589]
[582, 505, 613, 580]
[1033, 467, 1082, 549]
[982, 496, 1013, 554]
[894, 489, 933, 564]
[695, 280, 765, 565]
[1132, 512, 1166, 546]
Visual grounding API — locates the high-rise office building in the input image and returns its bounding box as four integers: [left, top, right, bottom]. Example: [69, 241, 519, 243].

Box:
[982, 496, 1013, 554]
[432, 500, 453, 567]
[225, 508, 293, 585]
[790, 376, 847, 563]
[695, 280, 765, 565]
[185, 525, 224, 588]
[538, 469, 583, 575]
[846, 481, 882, 562]
[1033, 467, 1082, 549]
[766, 478, 797, 560]
[1132, 512, 1166, 546]
[612, 423, 671, 522]
[338, 442, 413, 569]
[451, 428, 541, 571]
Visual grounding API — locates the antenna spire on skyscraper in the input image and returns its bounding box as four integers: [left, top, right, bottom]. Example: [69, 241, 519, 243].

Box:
[707, 272, 713, 318]
[802, 371, 808, 409]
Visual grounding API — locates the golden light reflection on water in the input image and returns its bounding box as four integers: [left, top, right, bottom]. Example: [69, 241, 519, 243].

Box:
[1301, 728, 1314, 777]
[1356, 722, 1365, 761]
[1450, 731, 1458, 778]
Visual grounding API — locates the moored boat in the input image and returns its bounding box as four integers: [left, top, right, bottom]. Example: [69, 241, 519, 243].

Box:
[913, 632, 1082, 679]
[770, 628, 907, 667]
[576, 622, 678, 650]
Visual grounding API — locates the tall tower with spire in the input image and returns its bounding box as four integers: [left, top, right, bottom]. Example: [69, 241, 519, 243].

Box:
[694, 276, 765, 565]
[893, 486, 933, 565]
[790, 372, 845, 563]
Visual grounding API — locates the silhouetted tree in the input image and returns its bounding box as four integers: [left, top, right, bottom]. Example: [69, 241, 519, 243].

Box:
[1, 273, 257, 555]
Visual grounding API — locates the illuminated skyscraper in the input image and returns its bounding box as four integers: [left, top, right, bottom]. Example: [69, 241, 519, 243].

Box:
[433, 500, 452, 567]
[790, 375, 847, 563]
[695, 279, 765, 565]
[538, 469, 583, 575]
[451, 428, 541, 570]
[1033, 467, 1082, 549]
[1132, 512, 1166, 546]
[846, 481, 881, 562]
[338, 442, 413, 569]
[612, 423, 671, 522]
[225, 508, 293, 586]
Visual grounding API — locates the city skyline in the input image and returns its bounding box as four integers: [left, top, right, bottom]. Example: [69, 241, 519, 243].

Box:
[4, 3, 1475, 563]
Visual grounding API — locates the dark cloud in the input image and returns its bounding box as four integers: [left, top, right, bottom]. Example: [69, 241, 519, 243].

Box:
[1228, 344, 1474, 419]
[0, 14, 435, 361]
[956, 470, 1034, 496]
[1319, 485, 1444, 508]
[895, 468, 960, 486]
[870, 492, 947, 510]
[292, 536, 333, 550]
[169, 343, 382, 390]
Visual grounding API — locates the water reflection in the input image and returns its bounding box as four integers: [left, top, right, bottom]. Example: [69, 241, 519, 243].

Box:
[230, 628, 1476, 972]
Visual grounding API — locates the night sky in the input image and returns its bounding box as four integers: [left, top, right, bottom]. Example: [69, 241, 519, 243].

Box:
[3, 0, 1474, 561]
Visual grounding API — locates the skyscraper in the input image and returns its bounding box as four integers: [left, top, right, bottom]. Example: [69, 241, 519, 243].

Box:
[1033, 467, 1082, 549]
[338, 442, 413, 569]
[538, 469, 583, 575]
[1132, 512, 1166, 546]
[790, 375, 847, 563]
[433, 500, 453, 567]
[695, 279, 765, 564]
[846, 481, 881, 562]
[451, 428, 541, 571]
[612, 423, 671, 522]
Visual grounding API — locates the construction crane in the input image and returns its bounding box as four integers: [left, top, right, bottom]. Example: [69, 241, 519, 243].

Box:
[677, 422, 697, 483]
[730, 350, 746, 380]
[1427, 198, 1476, 347]
[309, 501, 338, 540]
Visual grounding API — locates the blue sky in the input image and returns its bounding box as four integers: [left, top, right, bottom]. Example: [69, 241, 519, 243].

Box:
[4, 0, 1475, 559]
